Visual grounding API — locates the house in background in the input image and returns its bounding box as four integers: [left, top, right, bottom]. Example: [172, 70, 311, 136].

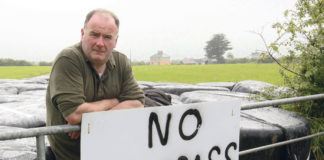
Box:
[150, 50, 171, 65]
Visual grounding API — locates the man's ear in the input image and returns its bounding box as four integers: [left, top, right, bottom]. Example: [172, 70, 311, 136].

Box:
[81, 28, 85, 40]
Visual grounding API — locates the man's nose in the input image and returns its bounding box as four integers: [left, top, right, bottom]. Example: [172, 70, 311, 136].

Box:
[96, 36, 104, 47]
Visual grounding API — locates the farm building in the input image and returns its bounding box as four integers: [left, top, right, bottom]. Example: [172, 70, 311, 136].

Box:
[150, 50, 171, 65]
[181, 57, 208, 65]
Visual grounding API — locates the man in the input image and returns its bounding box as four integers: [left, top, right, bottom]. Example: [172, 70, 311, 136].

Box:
[46, 9, 144, 160]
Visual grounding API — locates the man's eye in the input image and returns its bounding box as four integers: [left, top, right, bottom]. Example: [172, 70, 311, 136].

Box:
[104, 36, 112, 40]
[90, 32, 99, 37]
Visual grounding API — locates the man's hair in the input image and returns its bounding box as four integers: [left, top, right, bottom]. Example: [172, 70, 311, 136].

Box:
[84, 9, 120, 30]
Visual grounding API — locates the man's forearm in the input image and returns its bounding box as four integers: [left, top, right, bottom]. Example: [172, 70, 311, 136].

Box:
[65, 98, 119, 125]
[110, 100, 144, 110]
[91, 99, 120, 110]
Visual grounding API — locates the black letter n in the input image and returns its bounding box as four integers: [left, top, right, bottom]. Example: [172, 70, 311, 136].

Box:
[148, 112, 171, 148]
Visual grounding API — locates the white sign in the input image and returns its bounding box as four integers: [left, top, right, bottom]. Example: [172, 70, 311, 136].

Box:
[81, 101, 241, 160]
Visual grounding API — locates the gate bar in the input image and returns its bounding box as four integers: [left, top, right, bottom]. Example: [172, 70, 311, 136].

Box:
[0, 125, 80, 141]
[36, 135, 45, 160]
[241, 94, 324, 110]
[239, 131, 324, 156]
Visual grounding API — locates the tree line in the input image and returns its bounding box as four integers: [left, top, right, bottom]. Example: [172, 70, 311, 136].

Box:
[0, 58, 52, 66]
[131, 56, 275, 66]
[203, 33, 277, 64]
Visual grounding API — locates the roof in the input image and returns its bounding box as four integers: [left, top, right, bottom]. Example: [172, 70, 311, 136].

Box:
[150, 50, 170, 58]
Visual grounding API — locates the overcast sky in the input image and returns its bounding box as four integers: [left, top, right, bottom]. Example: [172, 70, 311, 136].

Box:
[0, 0, 297, 62]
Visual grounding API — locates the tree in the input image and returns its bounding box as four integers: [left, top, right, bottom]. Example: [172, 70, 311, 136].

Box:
[204, 34, 232, 64]
[226, 52, 234, 59]
[250, 51, 260, 60]
[39, 61, 53, 66]
[261, 0, 323, 158]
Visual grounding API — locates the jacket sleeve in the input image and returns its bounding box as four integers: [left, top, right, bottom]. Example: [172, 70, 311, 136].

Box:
[49, 56, 85, 118]
[117, 55, 145, 104]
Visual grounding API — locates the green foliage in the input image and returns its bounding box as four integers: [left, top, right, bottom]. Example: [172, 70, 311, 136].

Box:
[225, 53, 275, 64]
[225, 57, 253, 64]
[171, 60, 182, 65]
[204, 34, 232, 64]
[131, 60, 148, 66]
[268, 0, 324, 158]
[39, 61, 53, 66]
[0, 58, 33, 66]
[259, 53, 276, 63]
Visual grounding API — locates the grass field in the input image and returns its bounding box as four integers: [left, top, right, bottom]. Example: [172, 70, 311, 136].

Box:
[133, 63, 284, 85]
[0, 63, 285, 85]
[0, 66, 52, 79]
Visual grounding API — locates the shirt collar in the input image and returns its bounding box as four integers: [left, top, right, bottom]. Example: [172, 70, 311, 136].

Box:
[107, 51, 116, 70]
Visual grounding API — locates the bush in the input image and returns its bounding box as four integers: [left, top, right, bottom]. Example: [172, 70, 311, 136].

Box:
[263, 0, 324, 158]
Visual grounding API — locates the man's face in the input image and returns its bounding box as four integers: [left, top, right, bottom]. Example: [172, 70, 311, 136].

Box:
[81, 13, 118, 65]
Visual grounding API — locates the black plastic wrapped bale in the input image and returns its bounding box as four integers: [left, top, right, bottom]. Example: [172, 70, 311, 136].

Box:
[154, 84, 230, 95]
[195, 82, 236, 90]
[239, 107, 311, 160]
[179, 91, 256, 104]
[0, 126, 36, 160]
[0, 101, 46, 128]
[232, 80, 274, 94]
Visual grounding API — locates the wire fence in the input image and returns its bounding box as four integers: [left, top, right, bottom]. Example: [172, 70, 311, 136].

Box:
[1, 94, 324, 160]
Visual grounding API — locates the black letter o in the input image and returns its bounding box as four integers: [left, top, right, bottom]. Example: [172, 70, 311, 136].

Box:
[179, 109, 202, 140]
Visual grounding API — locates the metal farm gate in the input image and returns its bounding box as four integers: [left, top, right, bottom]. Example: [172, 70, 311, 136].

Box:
[1, 94, 324, 160]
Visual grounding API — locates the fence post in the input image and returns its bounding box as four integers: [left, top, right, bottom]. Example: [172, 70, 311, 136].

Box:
[36, 135, 46, 160]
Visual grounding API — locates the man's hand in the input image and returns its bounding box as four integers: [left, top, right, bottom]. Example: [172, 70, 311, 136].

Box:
[66, 99, 142, 139]
[69, 131, 80, 139]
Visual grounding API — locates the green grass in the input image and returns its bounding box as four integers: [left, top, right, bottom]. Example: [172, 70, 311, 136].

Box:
[0, 66, 52, 79]
[133, 63, 284, 85]
[0, 64, 284, 85]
